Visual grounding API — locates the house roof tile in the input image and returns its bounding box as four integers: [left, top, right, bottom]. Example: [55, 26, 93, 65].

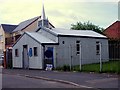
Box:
[13, 16, 40, 32]
[26, 32, 57, 44]
[1, 24, 18, 33]
[43, 27, 107, 39]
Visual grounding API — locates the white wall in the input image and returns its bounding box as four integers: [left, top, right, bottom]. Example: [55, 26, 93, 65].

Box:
[12, 34, 43, 69]
[12, 31, 109, 69]
[55, 36, 109, 67]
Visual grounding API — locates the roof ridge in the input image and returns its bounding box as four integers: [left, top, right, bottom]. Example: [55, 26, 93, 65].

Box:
[103, 20, 120, 32]
[13, 16, 41, 32]
[19, 16, 40, 24]
[1, 24, 18, 26]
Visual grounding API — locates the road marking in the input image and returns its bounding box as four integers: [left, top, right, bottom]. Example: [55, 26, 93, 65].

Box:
[86, 78, 118, 84]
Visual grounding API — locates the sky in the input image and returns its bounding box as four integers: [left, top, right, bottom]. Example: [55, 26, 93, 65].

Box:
[0, 0, 119, 29]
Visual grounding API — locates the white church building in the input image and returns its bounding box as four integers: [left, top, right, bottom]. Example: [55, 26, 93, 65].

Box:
[12, 5, 109, 69]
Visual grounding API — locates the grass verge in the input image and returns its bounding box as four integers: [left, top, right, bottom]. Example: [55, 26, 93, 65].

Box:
[56, 60, 120, 74]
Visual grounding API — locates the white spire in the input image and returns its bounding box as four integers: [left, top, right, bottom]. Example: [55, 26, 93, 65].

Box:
[41, 2, 46, 20]
[37, 0, 49, 28]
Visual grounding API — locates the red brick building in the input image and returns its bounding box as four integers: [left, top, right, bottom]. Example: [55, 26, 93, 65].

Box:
[103, 21, 120, 59]
[103, 21, 120, 40]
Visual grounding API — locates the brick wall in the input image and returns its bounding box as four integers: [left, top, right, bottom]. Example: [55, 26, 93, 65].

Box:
[103, 21, 120, 40]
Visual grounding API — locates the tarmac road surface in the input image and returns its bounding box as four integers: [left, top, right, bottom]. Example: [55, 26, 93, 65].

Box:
[2, 74, 81, 88]
[2, 68, 119, 90]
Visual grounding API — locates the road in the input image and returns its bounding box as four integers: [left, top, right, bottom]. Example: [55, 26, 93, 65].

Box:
[3, 69, 119, 88]
[2, 74, 80, 88]
[2, 68, 119, 89]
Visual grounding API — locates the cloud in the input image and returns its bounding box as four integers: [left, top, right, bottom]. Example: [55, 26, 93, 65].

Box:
[44, 0, 119, 2]
[0, 0, 118, 29]
[47, 2, 118, 28]
[118, 1, 120, 21]
[0, 0, 41, 24]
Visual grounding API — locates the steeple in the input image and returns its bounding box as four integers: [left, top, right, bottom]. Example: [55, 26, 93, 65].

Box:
[41, 4, 46, 20]
[38, 1, 49, 28]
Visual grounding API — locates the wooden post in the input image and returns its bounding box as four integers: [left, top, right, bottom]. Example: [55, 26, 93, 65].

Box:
[99, 43, 102, 72]
[79, 44, 82, 71]
[69, 45, 72, 71]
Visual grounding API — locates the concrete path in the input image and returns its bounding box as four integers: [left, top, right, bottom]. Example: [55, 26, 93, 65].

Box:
[2, 68, 119, 89]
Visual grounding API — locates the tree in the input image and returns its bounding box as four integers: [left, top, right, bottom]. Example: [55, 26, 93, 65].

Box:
[71, 21, 104, 34]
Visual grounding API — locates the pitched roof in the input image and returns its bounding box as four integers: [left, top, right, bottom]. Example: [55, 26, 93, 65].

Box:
[104, 21, 120, 32]
[13, 16, 40, 32]
[1, 24, 18, 33]
[12, 16, 55, 32]
[13, 27, 107, 47]
[43, 27, 107, 39]
[103, 20, 120, 40]
[26, 32, 57, 44]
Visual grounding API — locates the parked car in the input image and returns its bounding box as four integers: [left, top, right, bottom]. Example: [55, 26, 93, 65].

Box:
[0, 55, 4, 66]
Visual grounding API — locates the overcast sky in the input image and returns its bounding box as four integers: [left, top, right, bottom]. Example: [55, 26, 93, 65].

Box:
[0, 0, 119, 29]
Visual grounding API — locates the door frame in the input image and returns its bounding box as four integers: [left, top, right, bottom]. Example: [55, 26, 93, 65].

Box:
[22, 45, 29, 69]
[44, 47, 54, 69]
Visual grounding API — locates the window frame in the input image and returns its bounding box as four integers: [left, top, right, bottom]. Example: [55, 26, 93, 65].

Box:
[15, 49, 19, 57]
[0, 35, 3, 41]
[34, 47, 38, 56]
[76, 40, 80, 55]
[62, 41, 65, 44]
[96, 41, 100, 55]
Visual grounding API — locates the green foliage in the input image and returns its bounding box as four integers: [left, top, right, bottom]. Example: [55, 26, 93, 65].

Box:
[71, 21, 104, 34]
[56, 60, 120, 74]
[63, 65, 70, 71]
[81, 63, 100, 73]
[72, 65, 80, 71]
[101, 60, 120, 73]
[56, 65, 70, 71]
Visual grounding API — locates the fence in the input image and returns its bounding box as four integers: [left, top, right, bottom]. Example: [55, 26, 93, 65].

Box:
[55, 43, 120, 73]
[3, 49, 12, 69]
[109, 42, 120, 60]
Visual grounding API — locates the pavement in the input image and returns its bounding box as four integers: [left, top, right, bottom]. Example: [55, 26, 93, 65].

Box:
[2, 68, 119, 89]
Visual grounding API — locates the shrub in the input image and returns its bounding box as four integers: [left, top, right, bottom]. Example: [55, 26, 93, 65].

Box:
[63, 65, 70, 71]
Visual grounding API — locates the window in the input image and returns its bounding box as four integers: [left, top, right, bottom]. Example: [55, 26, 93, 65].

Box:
[34, 47, 38, 56]
[62, 41, 65, 44]
[15, 49, 19, 57]
[0, 35, 2, 41]
[96, 41, 100, 55]
[76, 40, 80, 55]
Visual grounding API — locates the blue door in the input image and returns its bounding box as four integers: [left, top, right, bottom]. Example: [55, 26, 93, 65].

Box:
[44, 47, 54, 69]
